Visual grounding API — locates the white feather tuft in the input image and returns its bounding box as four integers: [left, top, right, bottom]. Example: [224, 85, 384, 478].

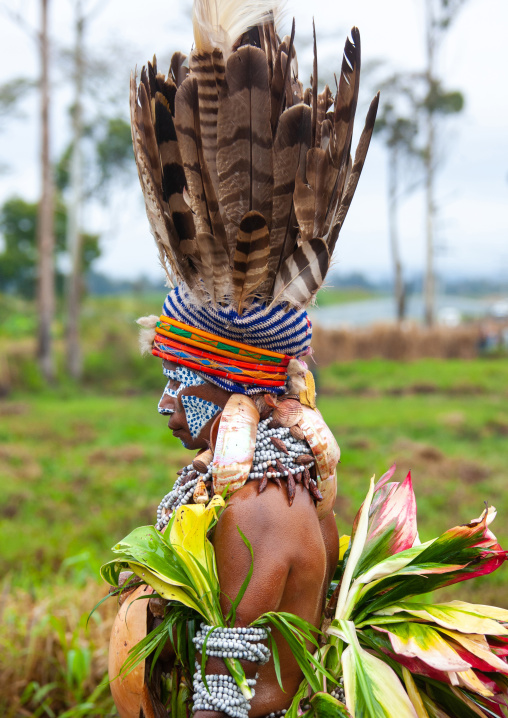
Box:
[286, 358, 307, 395]
[136, 315, 159, 328]
[136, 315, 159, 356]
[193, 0, 285, 56]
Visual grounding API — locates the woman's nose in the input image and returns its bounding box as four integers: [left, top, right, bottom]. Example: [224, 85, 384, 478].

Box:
[158, 387, 176, 415]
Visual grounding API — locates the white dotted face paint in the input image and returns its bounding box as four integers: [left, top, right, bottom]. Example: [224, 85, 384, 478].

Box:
[181, 394, 221, 439]
[158, 365, 206, 414]
[158, 364, 220, 439]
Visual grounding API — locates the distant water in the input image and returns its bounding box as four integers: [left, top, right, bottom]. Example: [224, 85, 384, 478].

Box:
[309, 295, 493, 328]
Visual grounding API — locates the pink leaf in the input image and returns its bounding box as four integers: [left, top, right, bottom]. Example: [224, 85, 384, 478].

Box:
[353, 470, 418, 577]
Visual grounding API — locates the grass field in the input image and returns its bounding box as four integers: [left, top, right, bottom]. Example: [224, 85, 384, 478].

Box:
[2, 351, 508, 714]
[314, 286, 377, 306]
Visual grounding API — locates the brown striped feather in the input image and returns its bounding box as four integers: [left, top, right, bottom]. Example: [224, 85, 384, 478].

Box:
[262, 18, 278, 83]
[189, 49, 225, 200]
[323, 28, 361, 236]
[232, 211, 270, 314]
[294, 142, 337, 244]
[270, 21, 295, 135]
[217, 45, 273, 256]
[293, 172, 314, 243]
[154, 69, 177, 115]
[130, 74, 196, 287]
[259, 22, 273, 84]
[291, 75, 304, 105]
[320, 118, 333, 153]
[332, 28, 361, 171]
[268, 104, 312, 289]
[136, 81, 162, 186]
[175, 75, 228, 251]
[170, 51, 188, 87]
[327, 92, 379, 255]
[311, 21, 318, 148]
[272, 238, 329, 307]
[153, 91, 196, 249]
[315, 85, 332, 149]
[195, 232, 232, 304]
[306, 147, 336, 239]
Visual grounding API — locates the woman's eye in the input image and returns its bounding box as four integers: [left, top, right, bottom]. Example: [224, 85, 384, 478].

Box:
[169, 379, 181, 391]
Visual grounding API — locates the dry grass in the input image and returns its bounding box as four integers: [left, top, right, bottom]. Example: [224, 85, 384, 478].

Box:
[312, 322, 482, 364]
[0, 580, 116, 717]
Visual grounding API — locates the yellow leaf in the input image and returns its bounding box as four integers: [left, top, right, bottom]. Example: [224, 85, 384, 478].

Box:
[444, 600, 508, 624]
[455, 668, 494, 697]
[130, 564, 203, 615]
[402, 667, 430, 718]
[339, 535, 350, 561]
[437, 628, 508, 673]
[167, 495, 224, 604]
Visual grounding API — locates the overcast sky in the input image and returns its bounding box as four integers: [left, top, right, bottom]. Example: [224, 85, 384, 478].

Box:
[0, 0, 507, 283]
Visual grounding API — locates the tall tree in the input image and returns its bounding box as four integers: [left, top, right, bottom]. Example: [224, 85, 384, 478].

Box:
[37, 0, 56, 381]
[422, 0, 467, 326]
[374, 76, 419, 322]
[1, 0, 133, 383]
[66, 0, 85, 379]
[60, 0, 133, 380]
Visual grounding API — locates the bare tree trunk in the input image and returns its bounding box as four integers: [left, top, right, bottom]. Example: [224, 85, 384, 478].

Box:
[424, 111, 435, 326]
[66, 1, 84, 379]
[423, 0, 436, 327]
[37, 0, 55, 381]
[388, 147, 405, 322]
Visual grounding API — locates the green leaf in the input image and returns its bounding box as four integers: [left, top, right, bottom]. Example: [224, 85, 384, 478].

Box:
[223, 657, 252, 700]
[354, 542, 435, 586]
[113, 525, 192, 588]
[176, 678, 192, 718]
[424, 680, 492, 718]
[285, 678, 310, 718]
[268, 631, 284, 692]
[118, 612, 173, 678]
[99, 559, 130, 587]
[340, 620, 418, 718]
[335, 476, 376, 620]
[253, 612, 332, 693]
[310, 692, 352, 717]
[226, 526, 254, 625]
[87, 584, 122, 627]
[200, 626, 215, 693]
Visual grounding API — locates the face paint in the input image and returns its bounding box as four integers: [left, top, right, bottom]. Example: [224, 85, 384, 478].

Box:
[181, 394, 221, 439]
[158, 365, 207, 414]
[158, 365, 219, 439]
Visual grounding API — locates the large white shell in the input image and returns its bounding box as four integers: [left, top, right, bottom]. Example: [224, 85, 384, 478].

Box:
[212, 394, 259, 494]
[298, 406, 340, 519]
[109, 585, 153, 717]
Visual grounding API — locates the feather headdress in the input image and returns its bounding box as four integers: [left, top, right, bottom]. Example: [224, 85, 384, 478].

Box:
[131, 0, 379, 314]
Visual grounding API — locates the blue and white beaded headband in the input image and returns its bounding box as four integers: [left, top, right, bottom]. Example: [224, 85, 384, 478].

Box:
[138, 285, 312, 396]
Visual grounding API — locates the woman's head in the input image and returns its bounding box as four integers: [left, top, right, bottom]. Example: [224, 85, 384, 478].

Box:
[158, 360, 231, 450]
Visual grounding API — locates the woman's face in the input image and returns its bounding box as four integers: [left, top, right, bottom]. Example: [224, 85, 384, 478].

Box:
[158, 360, 231, 450]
